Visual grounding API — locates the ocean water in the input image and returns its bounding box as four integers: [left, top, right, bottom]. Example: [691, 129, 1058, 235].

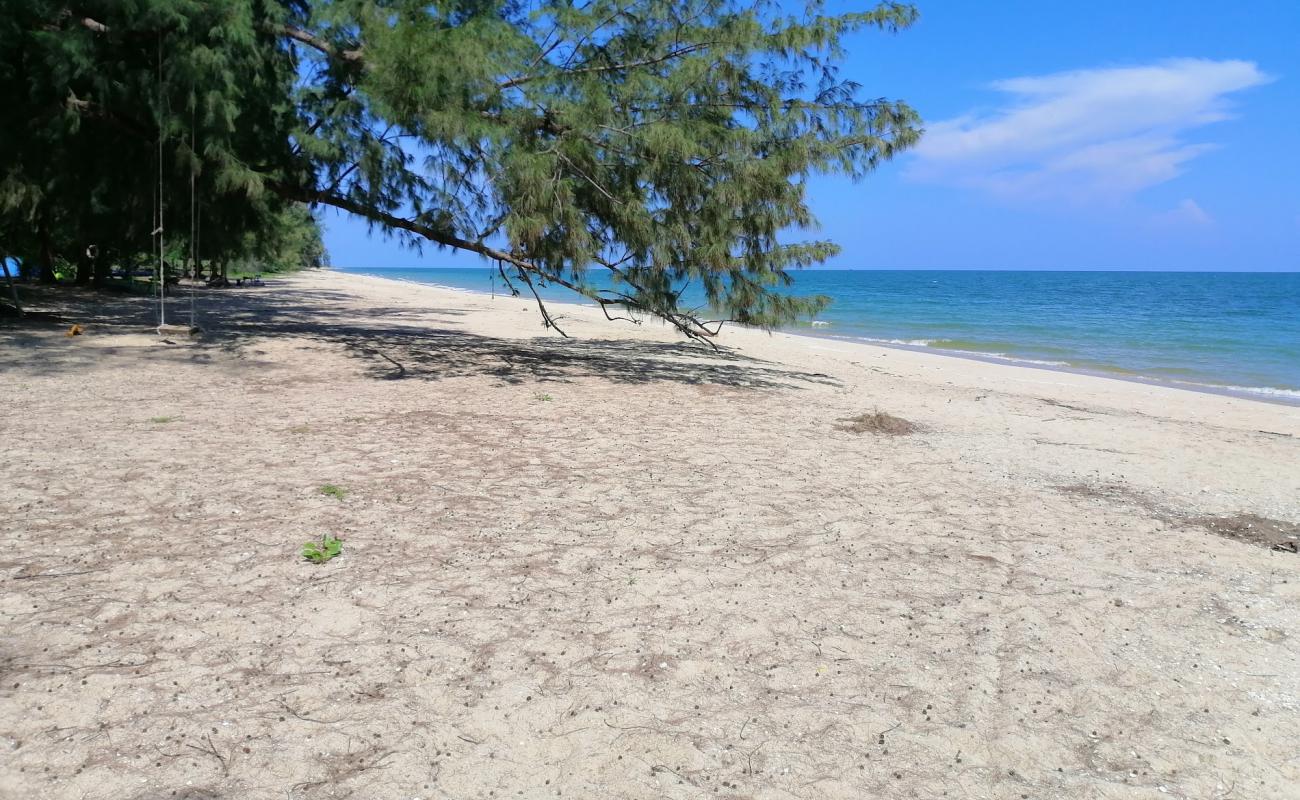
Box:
[341, 267, 1300, 402]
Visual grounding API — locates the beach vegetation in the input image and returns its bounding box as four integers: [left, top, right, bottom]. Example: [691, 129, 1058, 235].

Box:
[302, 535, 343, 564]
[1, 0, 920, 339]
[318, 484, 348, 500]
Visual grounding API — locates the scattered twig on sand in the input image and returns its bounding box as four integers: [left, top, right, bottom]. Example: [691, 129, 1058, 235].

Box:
[744, 740, 767, 775]
[603, 718, 658, 733]
[1039, 397, 1100, 414]
[14, 568, 104, 580]
[739, 716, 754, 739]
[360, 347, 406, 378]
[649, 763, 697, 786]
[186, 733, 229, 774]
[276, 698, 346, 725]
[288, 779, 328, 798]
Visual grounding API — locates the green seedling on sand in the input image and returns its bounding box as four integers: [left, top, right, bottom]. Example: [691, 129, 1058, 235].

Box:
[302, 535, 343, 564]
[319, 484, 347, 500]
[150, 416, 176, 424]
[535, 392, 553, 402]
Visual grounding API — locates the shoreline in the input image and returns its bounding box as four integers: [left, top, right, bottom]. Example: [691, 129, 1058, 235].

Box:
[332, 267, 1300, 408]
[807, 332, 1300, 407]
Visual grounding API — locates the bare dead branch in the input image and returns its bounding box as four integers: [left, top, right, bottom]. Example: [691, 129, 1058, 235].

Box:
[186, 733, 229, 774]
[515, 269, 569, 337]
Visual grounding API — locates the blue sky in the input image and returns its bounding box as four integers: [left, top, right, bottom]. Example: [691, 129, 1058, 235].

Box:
[323, 0, 1300, 271]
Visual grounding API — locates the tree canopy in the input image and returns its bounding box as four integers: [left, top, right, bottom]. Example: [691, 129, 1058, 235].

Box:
[0, 0, 920, 338]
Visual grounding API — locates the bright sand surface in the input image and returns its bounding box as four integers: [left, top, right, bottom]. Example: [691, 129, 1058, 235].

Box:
[2, 268, 1298, 799]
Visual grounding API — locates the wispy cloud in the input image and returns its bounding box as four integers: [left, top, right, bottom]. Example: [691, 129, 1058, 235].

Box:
[909, 59, 1270, 202]
[1152, 198, 1214, 228]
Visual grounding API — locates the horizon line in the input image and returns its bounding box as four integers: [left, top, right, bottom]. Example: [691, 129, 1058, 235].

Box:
[331, 265, 1299, 274]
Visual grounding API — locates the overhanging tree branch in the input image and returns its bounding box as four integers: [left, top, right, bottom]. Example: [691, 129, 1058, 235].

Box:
[23, 1, 921, 346]
[499, 42, 716, 89]
[267, 179, 724, 344]
[279, 25, 364, 62]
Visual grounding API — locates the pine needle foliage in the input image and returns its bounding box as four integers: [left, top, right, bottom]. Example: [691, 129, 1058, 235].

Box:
[1, 0, 922, 338]
[283, 0, 922, 338]
[0, 0, 318, 280]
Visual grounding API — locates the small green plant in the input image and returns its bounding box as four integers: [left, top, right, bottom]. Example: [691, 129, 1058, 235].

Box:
[534, 392, 553, 402]
[150, 415, 176, 424]
[302, 535, 343, 564]
[318, 484, 347, 500]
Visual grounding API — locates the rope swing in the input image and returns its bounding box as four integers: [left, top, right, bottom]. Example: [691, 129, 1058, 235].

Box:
[154, 32, 201, 337]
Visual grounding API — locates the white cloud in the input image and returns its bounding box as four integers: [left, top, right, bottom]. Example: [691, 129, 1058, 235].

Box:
[909, 59, 1270, 202]
[1152, 198, 1213, 228]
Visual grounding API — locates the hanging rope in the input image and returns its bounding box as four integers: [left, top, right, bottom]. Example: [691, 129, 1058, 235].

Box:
[189, 97, 197, 329]
[156, 32, 166, 327]
[150, 181, 156, 298]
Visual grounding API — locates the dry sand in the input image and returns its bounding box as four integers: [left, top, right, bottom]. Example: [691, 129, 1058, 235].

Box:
[2, 269, 1298, 800]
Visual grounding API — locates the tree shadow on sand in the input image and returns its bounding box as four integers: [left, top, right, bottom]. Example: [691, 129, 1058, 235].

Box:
[0, 281, 840, 390]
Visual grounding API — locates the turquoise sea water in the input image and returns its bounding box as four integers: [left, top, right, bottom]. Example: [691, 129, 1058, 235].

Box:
[341, 267, 1300, 402]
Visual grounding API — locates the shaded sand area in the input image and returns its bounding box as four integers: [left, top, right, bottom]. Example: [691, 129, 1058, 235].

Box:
[2, 270, 1298, 800]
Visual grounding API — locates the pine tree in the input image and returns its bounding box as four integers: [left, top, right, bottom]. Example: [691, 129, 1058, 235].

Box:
[0, 0, 312, 283]
[1, 0, 921, 339]
[277, 0, 921, 338]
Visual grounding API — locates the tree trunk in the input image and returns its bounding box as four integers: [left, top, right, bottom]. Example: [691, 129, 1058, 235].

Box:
[38, 224, 56, 283]
[92, 250, 110, 288]
[75, 248, 93, 285]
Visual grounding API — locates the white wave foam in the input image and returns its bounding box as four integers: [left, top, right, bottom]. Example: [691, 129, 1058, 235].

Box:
[948, 351, 1072, 368]
[860, 337, 935, 347]
[1198, 383, 1300, 400]
[861, 336, 1074, 367]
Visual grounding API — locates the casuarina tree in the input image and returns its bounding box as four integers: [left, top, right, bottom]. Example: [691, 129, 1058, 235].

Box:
[1, 0, 922, 339]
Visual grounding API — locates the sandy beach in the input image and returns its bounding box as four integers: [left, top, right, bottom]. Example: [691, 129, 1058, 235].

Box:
[2, 269, 1297, 799]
